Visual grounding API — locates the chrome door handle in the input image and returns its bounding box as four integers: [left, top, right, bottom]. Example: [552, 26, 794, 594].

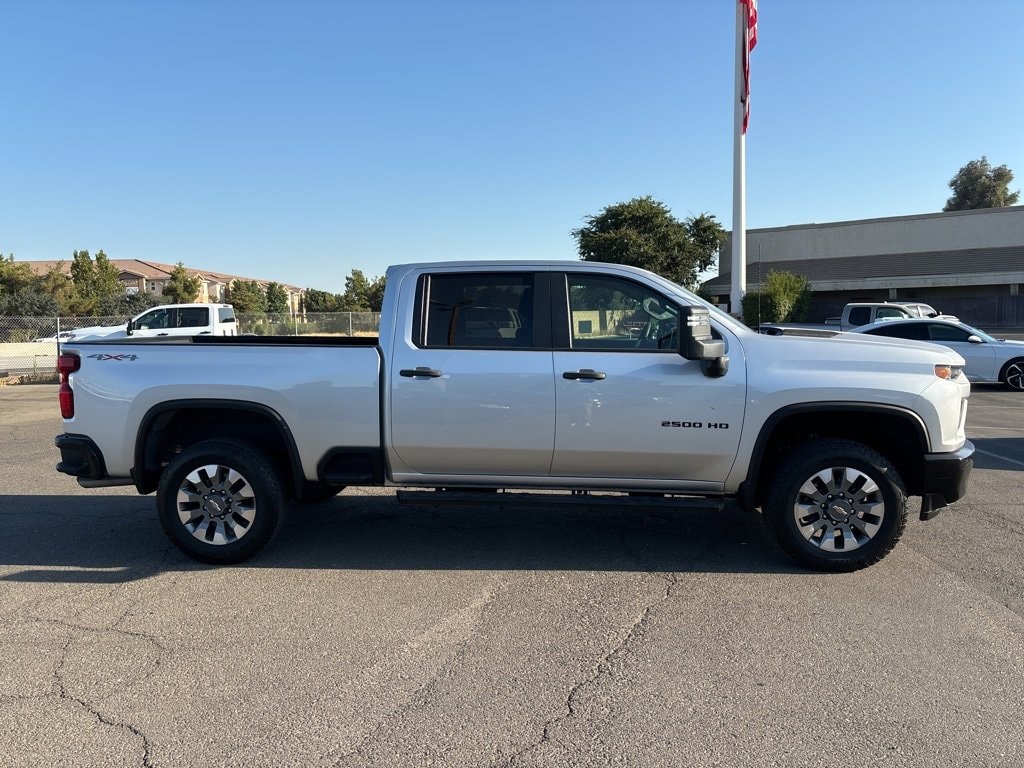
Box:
[400, 367, 443, 378]
[562, 369, 606, 381]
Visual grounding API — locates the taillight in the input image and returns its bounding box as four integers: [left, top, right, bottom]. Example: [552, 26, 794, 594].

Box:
[57, 353, 80, 419]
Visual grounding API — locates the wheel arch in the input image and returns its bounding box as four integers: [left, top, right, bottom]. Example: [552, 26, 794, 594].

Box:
[737, 402, 930, 511]
[133, 399, 304, 496]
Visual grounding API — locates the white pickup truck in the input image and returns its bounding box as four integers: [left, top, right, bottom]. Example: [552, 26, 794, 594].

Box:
[762, 301, 957, 335]
[54, 261, 974, 571]
[61, 303, 237, 341]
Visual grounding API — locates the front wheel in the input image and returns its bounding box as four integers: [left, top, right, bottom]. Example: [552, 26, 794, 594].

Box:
[156, 439, 286, 564]
[1000, 358, 1024, 391]
[763, 439, 907, 572]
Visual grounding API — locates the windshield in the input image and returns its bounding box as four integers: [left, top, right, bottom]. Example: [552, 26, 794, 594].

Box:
[960, 322, 999, 343]
[640, 271, 752, 336]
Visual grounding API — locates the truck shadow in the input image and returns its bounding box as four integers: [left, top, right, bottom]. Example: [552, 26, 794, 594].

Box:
[0, 492, 806, 582]
[970, 438, 1024, 471]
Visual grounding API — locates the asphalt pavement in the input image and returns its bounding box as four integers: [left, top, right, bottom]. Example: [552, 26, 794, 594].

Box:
[0, 384, 1022, 767]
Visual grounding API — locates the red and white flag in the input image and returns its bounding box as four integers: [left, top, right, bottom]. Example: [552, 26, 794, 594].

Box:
[740, 0, 758, 134]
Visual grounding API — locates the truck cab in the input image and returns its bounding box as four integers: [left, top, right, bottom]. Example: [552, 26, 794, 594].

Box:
[127, 304, 237, 338]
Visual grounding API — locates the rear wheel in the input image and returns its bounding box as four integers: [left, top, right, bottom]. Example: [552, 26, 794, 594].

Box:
[1000, 358, 1024, 391]
[763, 439, 907, 572]
[156, 439, 286, 564]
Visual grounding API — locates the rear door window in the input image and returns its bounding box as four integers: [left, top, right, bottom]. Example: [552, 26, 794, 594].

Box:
[420, 273, 536, 348]
[177, 308, 210, 328]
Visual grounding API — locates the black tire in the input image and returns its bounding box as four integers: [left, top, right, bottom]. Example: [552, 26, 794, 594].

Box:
[156, 439, 286, 564]
[999, 358, 1024, 391]
[763, 439, 907, 572]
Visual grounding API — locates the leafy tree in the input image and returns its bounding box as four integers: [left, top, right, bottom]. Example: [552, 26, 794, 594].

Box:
[162, 262, 202, 303]
[38, 263, 87, 316]
[944, 157, 1020, 211]
[0, 255, 60, 316]
[0, 254, 38, 293]
[764, 270, 810, 321]
[739, 270, 811, 327]
[228, 280, 267, 313]
[265, 282, 290, 313]
[95, 290, 160, 316]
[93, 250, 122, 298]
[302, 288, 342, 312]
[572, 197, 726, 290]
[340, 269, 386, 311]
[65, 249, 126, 314]
[0, 284, 59, 317]
[740, 291, 781, 328]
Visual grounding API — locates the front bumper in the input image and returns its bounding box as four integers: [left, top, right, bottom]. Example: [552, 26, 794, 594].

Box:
[919, 440, 974, 520]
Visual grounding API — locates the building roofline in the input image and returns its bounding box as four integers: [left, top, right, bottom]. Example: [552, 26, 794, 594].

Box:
[739, 204, 1024, 236]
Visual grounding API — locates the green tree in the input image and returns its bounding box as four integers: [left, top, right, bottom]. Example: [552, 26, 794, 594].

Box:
[0, 284, 59, 317]
[228, 280, 267, 313]
[66, 249, 126, 314]
[93, 250, 122, 298]
[739, 270, 811, 327]
[265, 282, 290, 313]
[41, 263, 77, 315]
[162, 262, 202, 303]
[339, 269, 386, 311]
[302, 288, 342, 312]
[572, 197, 726, 290]
[96, 290, 160, 316]
[943, 156, 1020, 211]
[0, 254, 60, 317]
[0, 254, 38, 293]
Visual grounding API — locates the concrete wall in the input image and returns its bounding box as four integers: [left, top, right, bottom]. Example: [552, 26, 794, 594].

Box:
[0, 342, 58, 375]
[747, 206, 1024, 263]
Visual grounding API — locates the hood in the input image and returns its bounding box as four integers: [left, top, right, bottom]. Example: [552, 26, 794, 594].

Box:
[994, 338, 1024, 348]
[749, 330, 966, 366]
[66, 324, 128, 341]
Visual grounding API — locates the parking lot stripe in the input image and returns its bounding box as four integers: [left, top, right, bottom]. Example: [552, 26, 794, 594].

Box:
[973, 447, 1024, 469]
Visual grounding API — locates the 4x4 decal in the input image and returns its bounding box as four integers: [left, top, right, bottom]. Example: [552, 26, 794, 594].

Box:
[87, 353, 139, 362]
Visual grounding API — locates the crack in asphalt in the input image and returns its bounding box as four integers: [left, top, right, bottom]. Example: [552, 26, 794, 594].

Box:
[327, 582, 507, 767]
[493, 519, 744, 768]
[497, 571, 678, 768]
[36, 614, 169, 653]
[51, 633, 155, 768]
[11, 546, 185, 766]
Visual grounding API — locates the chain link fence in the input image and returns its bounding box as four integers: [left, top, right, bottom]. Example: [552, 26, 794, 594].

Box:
[0, 313, 381, 376]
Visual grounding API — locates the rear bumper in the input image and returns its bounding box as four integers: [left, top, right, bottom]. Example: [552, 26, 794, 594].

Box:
[55, 434, 107, 480]
[919, 440, 974, 520]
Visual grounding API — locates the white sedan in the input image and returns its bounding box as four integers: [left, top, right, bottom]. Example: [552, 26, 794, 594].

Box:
[850, 318, 1024, 390]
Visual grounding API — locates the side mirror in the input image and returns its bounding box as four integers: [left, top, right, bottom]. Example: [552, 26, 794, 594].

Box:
[126, 319, 135, 336]
[678, 306, 729, 377]
[967, 335, 983, 344]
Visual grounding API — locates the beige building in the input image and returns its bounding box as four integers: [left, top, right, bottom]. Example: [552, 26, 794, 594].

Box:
[23, 259, 304, 313]
[704, 205, 1024, 327]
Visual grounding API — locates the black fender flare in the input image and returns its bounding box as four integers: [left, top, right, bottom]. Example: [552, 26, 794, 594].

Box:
[737, 401, 930, 511]
[133, 399, 304, 495]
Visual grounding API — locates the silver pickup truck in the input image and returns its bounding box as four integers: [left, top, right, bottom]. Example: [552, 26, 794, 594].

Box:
[55, 261, 974, 571]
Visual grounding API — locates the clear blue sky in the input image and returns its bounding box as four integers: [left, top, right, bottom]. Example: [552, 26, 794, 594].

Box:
[3, 0, 1022, 293]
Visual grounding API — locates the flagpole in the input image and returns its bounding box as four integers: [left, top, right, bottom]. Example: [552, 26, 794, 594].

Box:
[730, 0, 747, 318]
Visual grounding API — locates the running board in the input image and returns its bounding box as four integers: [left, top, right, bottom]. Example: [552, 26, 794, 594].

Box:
[396, 489, 724, 512]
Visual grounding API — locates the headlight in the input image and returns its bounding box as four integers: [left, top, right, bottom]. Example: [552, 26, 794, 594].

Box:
[934, 364, 964, 380]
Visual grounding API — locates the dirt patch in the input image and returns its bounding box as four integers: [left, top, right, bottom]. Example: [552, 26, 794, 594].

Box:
[0, 372, 60, 386]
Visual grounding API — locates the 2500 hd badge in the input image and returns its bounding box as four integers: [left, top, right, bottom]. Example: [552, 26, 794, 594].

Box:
[661, 421, 730, 429]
